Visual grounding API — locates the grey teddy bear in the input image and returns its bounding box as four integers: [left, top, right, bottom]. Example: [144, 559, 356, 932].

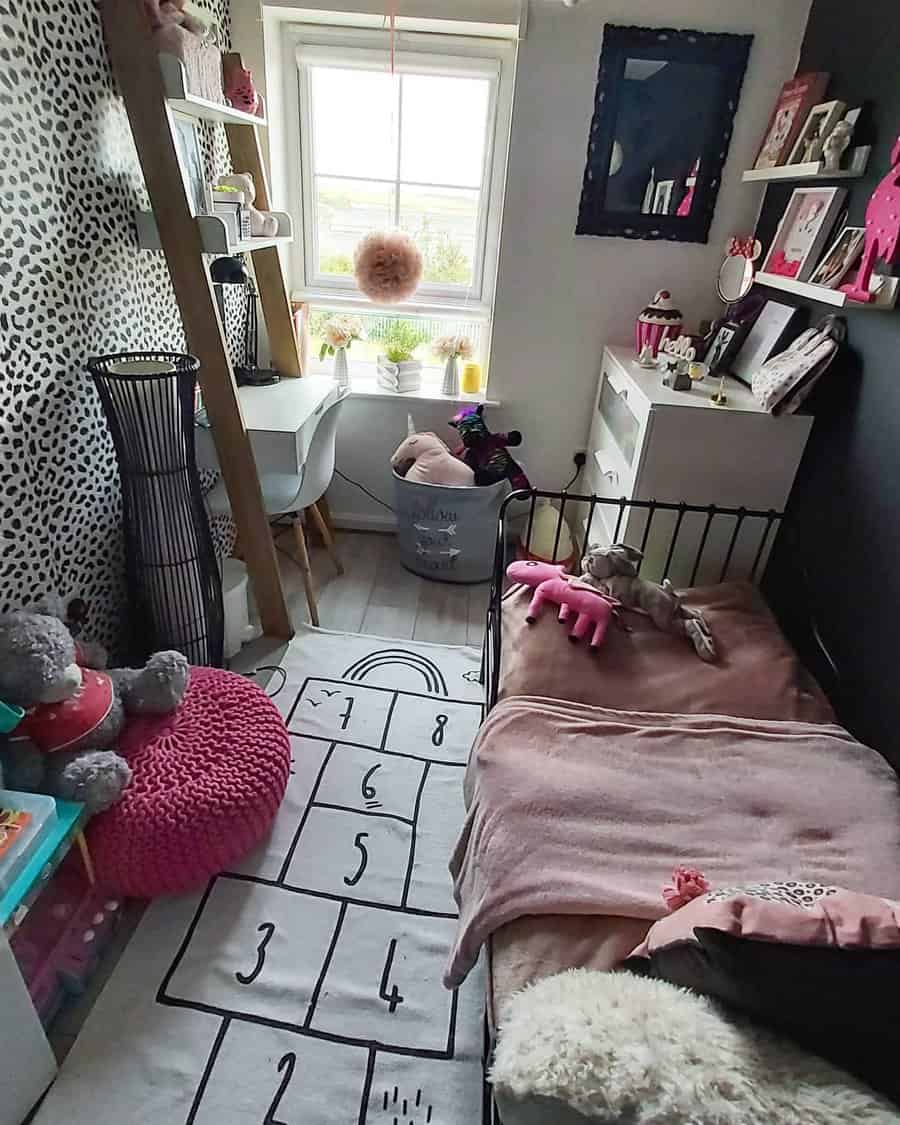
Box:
[0, 603, 189, 813]
[578, 543, 717, 662]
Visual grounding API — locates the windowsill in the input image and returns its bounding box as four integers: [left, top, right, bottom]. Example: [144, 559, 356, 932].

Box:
[347, 378, 499, 406]
[308, 359, 499, 405]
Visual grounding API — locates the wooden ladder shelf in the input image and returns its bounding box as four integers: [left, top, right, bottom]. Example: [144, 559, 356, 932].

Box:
[101, 0, 299, 644]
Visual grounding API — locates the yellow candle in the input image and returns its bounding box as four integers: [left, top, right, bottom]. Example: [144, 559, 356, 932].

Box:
[461, 362, 482, 394]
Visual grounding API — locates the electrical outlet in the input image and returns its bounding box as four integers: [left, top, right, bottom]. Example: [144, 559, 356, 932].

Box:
[572, 449, 587, 468]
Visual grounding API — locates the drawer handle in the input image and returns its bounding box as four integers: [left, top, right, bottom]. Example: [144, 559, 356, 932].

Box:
[593, 452, 619, 485]
[605, 372, 628, 400]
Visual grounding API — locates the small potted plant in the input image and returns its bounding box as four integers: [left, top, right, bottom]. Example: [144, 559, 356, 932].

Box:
[319, 314, 364, 387]
[373, 320, 430, 393]
[433, 334, 474, 396]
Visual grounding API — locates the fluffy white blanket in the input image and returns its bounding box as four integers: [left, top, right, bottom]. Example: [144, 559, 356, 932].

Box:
[490, 970, 900, 1124]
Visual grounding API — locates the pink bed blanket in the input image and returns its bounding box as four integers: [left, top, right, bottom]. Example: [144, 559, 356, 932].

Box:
[445, 697, 900, 987]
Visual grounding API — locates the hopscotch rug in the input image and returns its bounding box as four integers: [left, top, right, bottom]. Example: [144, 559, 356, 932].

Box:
[35, 627, 488, 1125]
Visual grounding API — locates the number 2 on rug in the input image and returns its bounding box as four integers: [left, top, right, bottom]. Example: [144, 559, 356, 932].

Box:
[262, 1051, 296, 1125]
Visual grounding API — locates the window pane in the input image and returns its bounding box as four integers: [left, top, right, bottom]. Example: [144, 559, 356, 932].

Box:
[400, 74, 490, 188]
[316, 177, 395, 276]
[399, 186, 479, 288]
[310, 67, 398, 180]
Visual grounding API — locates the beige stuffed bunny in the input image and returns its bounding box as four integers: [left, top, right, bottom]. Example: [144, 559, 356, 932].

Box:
[578, 543, 716, 662]
[215, 172, 278, 238]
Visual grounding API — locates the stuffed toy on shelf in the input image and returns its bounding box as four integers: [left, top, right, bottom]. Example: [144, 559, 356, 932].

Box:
[449, 404, 530, 490]
[215, 172, 278, 238]
[0, 604, 189, 813]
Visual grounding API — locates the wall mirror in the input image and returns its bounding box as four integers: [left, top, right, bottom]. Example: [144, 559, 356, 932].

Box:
[576, 25, 753, 244]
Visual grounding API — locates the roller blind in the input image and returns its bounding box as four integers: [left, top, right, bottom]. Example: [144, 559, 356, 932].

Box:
[261, 0, 527, 39]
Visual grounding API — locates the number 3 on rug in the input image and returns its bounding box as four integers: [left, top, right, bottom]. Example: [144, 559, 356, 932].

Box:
[234, 921, 276, 986]
[263, 1052, 296, 1125]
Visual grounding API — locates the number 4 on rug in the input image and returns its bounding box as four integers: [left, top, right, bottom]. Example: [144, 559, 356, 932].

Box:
[378, 938, 405, 1014]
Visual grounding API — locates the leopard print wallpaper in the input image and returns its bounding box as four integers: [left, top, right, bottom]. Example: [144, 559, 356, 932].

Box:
[0, 0, 239, 654]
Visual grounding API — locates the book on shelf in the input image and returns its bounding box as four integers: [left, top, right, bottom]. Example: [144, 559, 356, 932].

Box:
[212, 201, 252, 244]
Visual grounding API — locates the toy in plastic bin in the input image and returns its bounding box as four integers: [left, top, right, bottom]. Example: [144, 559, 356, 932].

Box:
[518, 500, 577, 569]
[506, 560, 618, 651]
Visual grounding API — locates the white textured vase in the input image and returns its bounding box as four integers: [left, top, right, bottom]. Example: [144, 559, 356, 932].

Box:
[333, 347, 349, 388]
[442, 354, 459, 397]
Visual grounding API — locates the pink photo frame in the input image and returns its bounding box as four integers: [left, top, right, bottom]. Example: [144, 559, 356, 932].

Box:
[761, 187, 846, 281]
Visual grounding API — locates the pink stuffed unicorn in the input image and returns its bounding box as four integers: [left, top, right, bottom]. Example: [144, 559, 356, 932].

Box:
[506, 560, 618, 651]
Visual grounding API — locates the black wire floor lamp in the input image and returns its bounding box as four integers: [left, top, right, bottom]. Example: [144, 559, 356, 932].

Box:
[88, 352, 225, 667]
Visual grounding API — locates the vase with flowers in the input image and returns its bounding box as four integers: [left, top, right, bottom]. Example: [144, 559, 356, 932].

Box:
[372, 319, 430, 393]
[319, 314, 364, 387]
[434, 335, 474, 397]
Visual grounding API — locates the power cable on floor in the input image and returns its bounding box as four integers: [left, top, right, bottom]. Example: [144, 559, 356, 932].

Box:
[334, 468, 396, 514]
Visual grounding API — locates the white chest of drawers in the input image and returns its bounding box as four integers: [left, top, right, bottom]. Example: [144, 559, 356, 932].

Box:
[581, 346, 813, 585]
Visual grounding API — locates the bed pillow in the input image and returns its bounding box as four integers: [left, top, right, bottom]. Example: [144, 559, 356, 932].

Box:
[625, 882, 900, 1105]
[628, 881, 900, 957]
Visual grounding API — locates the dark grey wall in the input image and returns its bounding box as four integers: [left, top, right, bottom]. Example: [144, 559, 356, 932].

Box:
[761, 0, 900, 759]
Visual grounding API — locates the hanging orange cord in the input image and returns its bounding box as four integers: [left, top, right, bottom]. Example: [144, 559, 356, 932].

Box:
[386, 1, 398, 74]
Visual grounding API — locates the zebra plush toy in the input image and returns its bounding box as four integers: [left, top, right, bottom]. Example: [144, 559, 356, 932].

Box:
[449, 405, 530, 491]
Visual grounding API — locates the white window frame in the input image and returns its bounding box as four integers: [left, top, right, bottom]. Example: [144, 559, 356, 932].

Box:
[277, 23, 515, 326]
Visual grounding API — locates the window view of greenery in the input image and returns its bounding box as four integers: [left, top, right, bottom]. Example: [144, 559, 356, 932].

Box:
[317, 186, 478, 286]
[309, 66, 489, 290]
[307, 309, 484, 372]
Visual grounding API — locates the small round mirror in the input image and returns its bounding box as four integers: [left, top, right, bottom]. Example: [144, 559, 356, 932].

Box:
[716, 254, 755, 303]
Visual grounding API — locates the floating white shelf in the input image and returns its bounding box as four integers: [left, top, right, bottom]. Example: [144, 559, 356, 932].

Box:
[135, 210, 293, 254]
[741, 146, 871, 183]
[755, 271, 899, 310]
[158, 54, 267, 127]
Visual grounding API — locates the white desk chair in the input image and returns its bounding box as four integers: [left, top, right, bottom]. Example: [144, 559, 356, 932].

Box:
[207, 388, 348, 627]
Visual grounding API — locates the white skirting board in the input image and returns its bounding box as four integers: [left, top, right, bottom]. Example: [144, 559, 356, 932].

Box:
[331, 512, 398, 533]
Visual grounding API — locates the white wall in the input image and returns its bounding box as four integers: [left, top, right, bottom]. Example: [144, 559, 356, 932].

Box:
[235, 0, 811, 527]
[484, 0, 811, 496]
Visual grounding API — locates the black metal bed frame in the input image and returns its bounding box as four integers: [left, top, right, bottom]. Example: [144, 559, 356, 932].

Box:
[484, 489, 836, 713]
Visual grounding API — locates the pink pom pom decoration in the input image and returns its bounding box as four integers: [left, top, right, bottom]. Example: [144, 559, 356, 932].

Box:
[354, 230, 423, 304]
[662, 865, 711, 912]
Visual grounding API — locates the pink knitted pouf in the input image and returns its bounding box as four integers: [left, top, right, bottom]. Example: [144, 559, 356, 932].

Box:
[88, 667, 290, 898]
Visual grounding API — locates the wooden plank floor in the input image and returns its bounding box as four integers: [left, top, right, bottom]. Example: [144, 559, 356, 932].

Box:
[278, 529, 488, 649]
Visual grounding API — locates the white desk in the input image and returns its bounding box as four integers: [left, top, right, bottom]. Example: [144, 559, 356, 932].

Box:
[197, 376, 338, 477]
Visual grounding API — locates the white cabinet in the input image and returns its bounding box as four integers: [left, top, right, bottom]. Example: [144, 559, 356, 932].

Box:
[581, 346, 812, 586]
[0, 932, 56, 1124]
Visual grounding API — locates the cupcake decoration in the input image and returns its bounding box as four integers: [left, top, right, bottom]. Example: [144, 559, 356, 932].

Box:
[635, 290, 683, 358]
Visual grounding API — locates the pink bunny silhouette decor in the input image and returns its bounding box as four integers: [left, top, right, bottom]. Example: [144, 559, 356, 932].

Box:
[506, 560, 618, 651]
[842, 135, 900, 303]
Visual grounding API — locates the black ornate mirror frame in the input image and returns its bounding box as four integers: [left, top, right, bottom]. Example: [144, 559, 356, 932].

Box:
[576, 25, 753, 244]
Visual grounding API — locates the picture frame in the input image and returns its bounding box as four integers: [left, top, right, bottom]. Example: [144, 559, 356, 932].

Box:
[575, 24, 753, 244]
[809, 225, 866, 288]
[729, 300, 797, 386]
[172, 113, 208, 217]
[652, 179, 675, 216]
[753, 72, 830, 170]
[786, 100, 846, 165]
[704, 321, 743, 376]
[761, 186, 846, 282]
